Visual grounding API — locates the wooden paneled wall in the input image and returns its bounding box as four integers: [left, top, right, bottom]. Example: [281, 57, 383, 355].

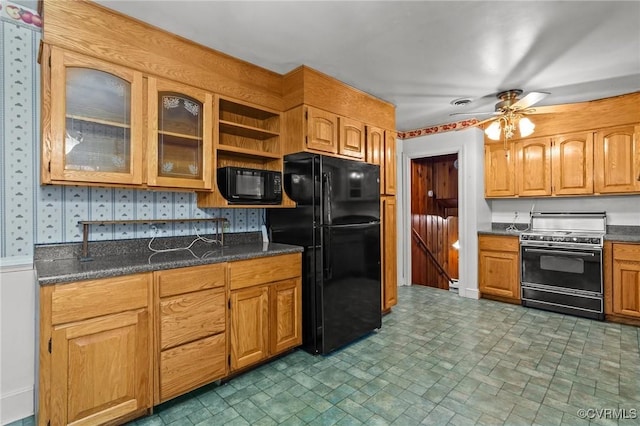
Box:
[411, 156, 459, 289]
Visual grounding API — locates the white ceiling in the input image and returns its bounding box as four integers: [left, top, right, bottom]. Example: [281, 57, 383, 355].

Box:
[94, 0, 640, 131]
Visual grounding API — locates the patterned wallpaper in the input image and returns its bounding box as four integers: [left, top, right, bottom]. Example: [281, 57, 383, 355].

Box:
[0, 18, 262, 262]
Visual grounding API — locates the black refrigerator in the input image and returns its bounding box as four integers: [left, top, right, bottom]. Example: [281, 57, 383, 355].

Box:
[267, 153, 381, 355]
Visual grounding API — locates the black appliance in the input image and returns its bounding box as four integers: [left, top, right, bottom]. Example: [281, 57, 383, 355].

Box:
[520, 212, 606, 320]
[217, 166, 282, 204]
[267, 153, 381, 354]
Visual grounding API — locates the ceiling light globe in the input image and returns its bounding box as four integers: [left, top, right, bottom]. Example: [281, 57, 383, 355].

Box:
[485, 121, 502, 140]
[519, 117, 535, 137]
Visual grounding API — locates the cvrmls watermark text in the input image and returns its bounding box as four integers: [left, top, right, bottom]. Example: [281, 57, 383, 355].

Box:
[577, 408, 637, 420]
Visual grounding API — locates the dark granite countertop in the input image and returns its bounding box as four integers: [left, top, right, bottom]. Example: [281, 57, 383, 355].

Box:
[35, 232, 303, 285]
[478, 223, 640, 242]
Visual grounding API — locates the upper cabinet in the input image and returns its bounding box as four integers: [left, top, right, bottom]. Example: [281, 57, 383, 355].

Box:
[484, 143, 515, 197]
[384, 130, 397, 195]
[339, 117, 365, 159]
[484, 94, 640, 198]
[147, 77, 213, 190]
[594, 125, 640, 193]
[43, 46, 144, 186]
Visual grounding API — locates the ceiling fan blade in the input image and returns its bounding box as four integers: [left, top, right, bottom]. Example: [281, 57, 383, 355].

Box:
[527, 104, 575, 114]
[512, 91, 550, 110]
[449, 111, 498, 117]
[473, 116, 498, 127]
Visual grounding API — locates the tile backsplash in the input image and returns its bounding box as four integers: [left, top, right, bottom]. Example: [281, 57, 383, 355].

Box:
[0, 20, 262, 261]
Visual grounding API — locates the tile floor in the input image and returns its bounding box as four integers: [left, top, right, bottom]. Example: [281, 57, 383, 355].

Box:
[11, 285, 640, 425]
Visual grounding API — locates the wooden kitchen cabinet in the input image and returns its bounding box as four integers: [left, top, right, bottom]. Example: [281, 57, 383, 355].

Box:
[384, 130, 397, 195]
[147, 77, 213, 190]
[552, 132, 594, 195]
[516, 137, 552, 196]
[594, 125, 640, 194]
[305, 105, 339, 154]
[611, 243, 640, 318]
[484, 142, 515, 197]
[154, 263, 227, 403]
[38, 274, 152, 426]
[339, 116, 366, 159]
[229, 253, 302, 371]
[478, 235, 520, 303]
[42, 45, 144, 186]
[381, 196, 398, 311]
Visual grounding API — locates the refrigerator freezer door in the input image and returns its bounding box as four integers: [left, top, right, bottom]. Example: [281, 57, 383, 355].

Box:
[320, 222, 381, 354]
[321, 156, 380, 226]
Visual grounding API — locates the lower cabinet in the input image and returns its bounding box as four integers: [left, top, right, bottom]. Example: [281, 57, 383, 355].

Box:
[229, 253, 302, 371]
[478, 235, 520, 303]
[154, 263, 228, 403]
[38, 252, 302, 426]
[381, 196, 397, 311]
[39, 274, 153, 426]
[611, 243, 640, 319]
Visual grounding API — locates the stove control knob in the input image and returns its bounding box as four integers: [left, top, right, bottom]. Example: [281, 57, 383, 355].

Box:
[572, 237, 578, 242]
[591, 238, 601, 244]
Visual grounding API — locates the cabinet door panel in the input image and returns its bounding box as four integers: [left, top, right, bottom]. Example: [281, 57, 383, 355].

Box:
[147, 77, 213, 189]
[552, 132, 594, 195]
[479, 251, 519, 299]
[51, 310, 150, 426]
[484, 143, 515, 197]
[516, 138, 551, 196]
[594, 125, 640, 193]
[48, 47, 143, 185]
[306, 107, 338, 154]
[270, 278, 302, 355]
[384, 130, 397, 195]
[339, 117, 365, 159]
[230, 286, 269, 370]
[613, 244, 640, 318]
[382, 197, 397, 309]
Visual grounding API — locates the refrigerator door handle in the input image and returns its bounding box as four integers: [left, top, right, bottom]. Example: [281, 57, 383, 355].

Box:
[322, 172, 332, 225]
[323, 229, 332, 280]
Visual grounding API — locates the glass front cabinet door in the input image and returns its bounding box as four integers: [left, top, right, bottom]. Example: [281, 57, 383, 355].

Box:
[47, 47, 144, 185]
[147, 78, 213, 189]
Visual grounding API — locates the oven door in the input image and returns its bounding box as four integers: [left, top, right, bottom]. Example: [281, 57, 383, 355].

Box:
[521, 244, 602, 295]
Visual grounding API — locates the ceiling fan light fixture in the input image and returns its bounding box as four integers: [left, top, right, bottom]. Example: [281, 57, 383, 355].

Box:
[519, 116, 535, 137]
[485, 121, 502, 140]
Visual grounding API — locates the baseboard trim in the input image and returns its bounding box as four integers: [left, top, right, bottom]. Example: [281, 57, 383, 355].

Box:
[461, 288, 480, 299]
[1, 386, 34, 425]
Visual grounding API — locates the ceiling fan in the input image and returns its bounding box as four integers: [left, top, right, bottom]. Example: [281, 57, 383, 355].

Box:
[451, 89, 551, 141]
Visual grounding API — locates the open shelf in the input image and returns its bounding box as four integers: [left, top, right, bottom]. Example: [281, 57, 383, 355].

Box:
[216, 145, 280, 160]
[219, 98, 280, 133]
[219, 121, 278, 140]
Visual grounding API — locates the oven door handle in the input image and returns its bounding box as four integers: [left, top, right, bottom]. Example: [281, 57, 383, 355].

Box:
[522, 247, 597, 257]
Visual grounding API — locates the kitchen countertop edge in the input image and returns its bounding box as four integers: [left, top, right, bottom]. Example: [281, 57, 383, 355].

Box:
[478, 223, 640, 242]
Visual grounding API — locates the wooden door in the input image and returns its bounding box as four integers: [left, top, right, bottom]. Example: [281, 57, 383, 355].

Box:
[269, 278, 302, 355]
[382, 196, 398, 309]
[230, 286, 269, 370]
[50, 310, 150, 426]
[516, 138, 552, 196]
[339, 117, 365, 159]
[384, 130, 397, 195]
[484, 143, 515, 197]
[612, 244, 640, 318]
[478, 236, 519, 301]
[594, 125, 640, 193]
[306, 106, 338, 154]
[552, 132, 594, 195]
[147, 77, 213, 190]
[47, 47, 144, 185]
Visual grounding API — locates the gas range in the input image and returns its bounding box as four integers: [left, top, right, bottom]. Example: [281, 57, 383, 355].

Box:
[519, 212, 606, 249]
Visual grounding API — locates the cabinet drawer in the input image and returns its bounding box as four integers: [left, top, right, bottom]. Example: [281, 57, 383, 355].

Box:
[613, 243, 640, 261]
[229, 253, 301, 290]
[156, 263, 227, 298]
[479, 235, 519, 252]
[51, 273, 149, 325]
[159, 333, 226, 402]
[159, 287, 226, 350]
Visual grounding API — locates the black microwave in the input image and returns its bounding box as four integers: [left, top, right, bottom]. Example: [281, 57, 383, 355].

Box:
[217, 167, 282, 204]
